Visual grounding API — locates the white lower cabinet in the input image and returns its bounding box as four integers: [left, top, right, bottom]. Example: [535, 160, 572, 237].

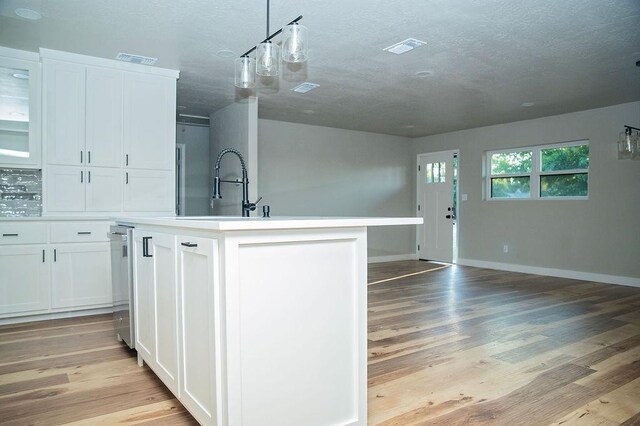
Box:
[124, 169, 174, 212]
[0, 245, 50, 315]
[46, 165, 122, 213]
[51, 242, 112, 309]
[133, 230, 179, 395]
[177, 236, 218, 425]
[134, 230, 219, 424]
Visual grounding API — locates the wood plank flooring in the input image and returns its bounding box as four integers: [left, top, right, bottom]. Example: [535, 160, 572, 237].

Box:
[1, 261, 639, 425]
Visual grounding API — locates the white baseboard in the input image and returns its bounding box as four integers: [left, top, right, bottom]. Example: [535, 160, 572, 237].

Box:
[368, 253, 418, 263]
[0, 307, 113, 326]
[457, 258, 640, 288]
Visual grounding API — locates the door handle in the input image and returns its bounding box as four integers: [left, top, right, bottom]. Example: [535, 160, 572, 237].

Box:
[445, 215, 452, 219]
[181, 242, 198, 248]
[142, 236, 152, 257]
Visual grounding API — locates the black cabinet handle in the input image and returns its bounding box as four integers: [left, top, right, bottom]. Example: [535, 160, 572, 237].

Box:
[80, 151, 83, 164]
[88, 171, 91, 183]
[81, 171, 83, 183]
[54, 249, 57, 262]
[142, 236, 152, 257]
[126, 172, 129, 184]
[88, 151, 91, 164]
[2, 233, 18, 237]
[126, 154, 129, 166]
[181, 242, 198, 248]
[77, 231, 91, 235]
[42, 249, 45, 263]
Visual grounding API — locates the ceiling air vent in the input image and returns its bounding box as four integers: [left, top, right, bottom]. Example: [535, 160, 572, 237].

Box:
[115, 52, 158, 65]
[383, 38, 427, 55]
[291, 82, 320, 93]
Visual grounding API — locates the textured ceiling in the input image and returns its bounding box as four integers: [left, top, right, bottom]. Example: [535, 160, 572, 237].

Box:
[0, 0, 639, 137]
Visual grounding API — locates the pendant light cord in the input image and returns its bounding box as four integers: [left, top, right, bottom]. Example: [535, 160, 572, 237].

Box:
[266, 0, 270, 40]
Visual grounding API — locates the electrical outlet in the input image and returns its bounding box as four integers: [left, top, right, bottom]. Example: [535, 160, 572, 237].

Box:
[503, 245, 509, 253]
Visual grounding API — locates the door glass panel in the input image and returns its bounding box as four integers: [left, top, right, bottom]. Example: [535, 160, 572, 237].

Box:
[0, 66, 30, 159]
[425, 162, 446, 184]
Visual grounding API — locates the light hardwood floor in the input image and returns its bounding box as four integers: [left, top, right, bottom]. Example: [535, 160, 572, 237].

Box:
[1, 261, 639, 425]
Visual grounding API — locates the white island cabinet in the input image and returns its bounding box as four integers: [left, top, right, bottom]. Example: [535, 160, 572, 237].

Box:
[118, 216, 421, 426]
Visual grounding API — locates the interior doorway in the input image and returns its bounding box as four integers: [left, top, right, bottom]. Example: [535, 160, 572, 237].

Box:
[175, 144, 186, 216]
[416, 150, 459, 263]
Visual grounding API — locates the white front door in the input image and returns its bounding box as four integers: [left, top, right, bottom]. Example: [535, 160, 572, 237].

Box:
[417, 150, 456, 263]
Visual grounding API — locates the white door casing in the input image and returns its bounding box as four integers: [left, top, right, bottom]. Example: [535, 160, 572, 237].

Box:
[417, 150, 457, 263]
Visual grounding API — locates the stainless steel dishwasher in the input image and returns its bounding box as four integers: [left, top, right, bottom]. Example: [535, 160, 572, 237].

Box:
[108, 224, 135, 349]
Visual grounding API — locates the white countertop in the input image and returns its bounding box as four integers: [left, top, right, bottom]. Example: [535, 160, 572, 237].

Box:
[0, 216, 114, 221]
[114, 216, 423, 231]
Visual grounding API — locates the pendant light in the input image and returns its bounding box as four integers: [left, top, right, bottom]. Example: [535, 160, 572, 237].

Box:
[256, 1, 280, 76]
[233, 0, 305, 89]
[282, 22, 308, 63]
[234, 56, 255, 89]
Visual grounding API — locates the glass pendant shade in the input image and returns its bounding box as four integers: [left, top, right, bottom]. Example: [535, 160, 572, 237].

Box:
[618, 129, 635, 159]
[234, 56, 255, 89]
[256, 41, 280, 76]
[282, 22, 308, 63]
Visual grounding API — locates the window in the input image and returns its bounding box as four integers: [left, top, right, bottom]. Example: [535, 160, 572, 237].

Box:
[487, 141, 589, 199]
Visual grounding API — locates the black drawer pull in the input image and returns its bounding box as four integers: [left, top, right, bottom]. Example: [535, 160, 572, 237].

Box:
[2, 233, 18, 237]
[181, 242, 198, 248]
[77, 232, 92, 235]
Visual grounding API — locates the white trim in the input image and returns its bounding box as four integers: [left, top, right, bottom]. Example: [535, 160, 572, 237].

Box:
[368, 253, 417, 263]
[457, 258, 640, 288]
[0, 306, 113, 325]
[39, 48, 180, 78]
[0, 46, 39, 61]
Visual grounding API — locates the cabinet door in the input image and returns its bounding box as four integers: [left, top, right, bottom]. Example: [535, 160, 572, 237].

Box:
[51, 242, 111, 309]
[44, 60, 86, 166]
[150, 232, 180, 394]
[178, 236, 218, 425]
[0, 245, 49, 315]
[86, 67, 123, 168]
[123, 72, 176, 170]
[133, 231, 155, 361]
[85, 167, 122, 212]
[45, 165, 85, 212]
[123, 169, 174, 213]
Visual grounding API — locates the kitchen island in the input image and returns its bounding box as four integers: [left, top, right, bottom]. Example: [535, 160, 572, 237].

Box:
[115, 216, 421, 426]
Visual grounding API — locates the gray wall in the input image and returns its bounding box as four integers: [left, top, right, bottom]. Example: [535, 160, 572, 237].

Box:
[258, 119, 416, 258]
[176, 124, 210, 216]
[413, 101, 640, 278]
[209, 99, 258, 216]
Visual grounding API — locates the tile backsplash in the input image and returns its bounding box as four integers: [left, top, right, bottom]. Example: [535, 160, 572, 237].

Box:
[0, 168, 42, 217]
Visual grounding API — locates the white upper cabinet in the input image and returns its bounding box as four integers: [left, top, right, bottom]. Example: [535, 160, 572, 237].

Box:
[123, 72, 176, 171]
[86, 66, 123, 168]
[0, 47, 42, 169]
[44, 59, 86, 166]
[40, 49, 179, 215]
[44, 61, 123, 168]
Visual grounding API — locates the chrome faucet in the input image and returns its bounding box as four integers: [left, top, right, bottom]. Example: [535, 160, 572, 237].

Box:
[212, 148, 261, 217]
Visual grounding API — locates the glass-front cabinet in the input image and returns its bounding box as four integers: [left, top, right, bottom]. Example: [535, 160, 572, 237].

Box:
[0, 47, 41, 169]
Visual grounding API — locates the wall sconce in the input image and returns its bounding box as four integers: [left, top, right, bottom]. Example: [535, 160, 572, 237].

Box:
[618, 125, 640, 160]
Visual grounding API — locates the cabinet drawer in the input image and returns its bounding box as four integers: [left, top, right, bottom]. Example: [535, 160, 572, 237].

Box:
[50, 221, 111, 243]
[0, 222, 48, 245]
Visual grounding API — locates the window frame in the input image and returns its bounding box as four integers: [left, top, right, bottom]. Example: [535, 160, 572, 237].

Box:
[486, 140, 589, 201]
